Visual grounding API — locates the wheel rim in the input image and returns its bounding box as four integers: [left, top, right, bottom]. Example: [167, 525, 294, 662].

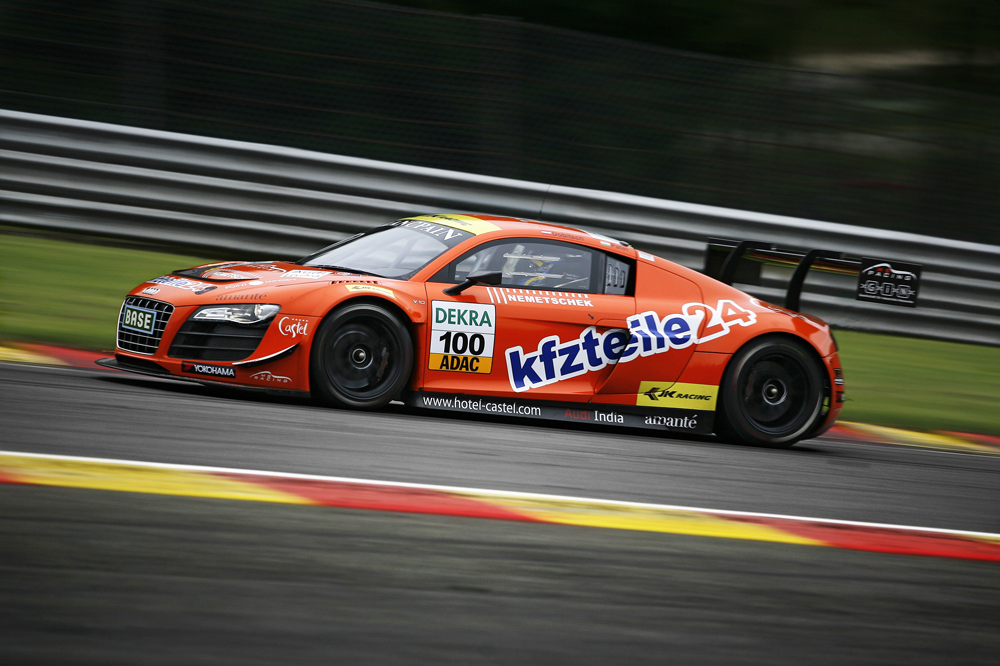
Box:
[323, 316, 402, 399]
[739, 353, 815, 435]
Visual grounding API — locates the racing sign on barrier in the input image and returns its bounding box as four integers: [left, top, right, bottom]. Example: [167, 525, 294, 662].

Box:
[855, 258, 922, 308]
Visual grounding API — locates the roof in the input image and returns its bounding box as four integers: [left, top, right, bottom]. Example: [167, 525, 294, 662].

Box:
[404, 213, 630, 249]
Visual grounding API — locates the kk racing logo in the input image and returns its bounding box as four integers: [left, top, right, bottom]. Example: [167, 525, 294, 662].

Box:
[636, 382, 719, 410]
[505, 300, 755, 392]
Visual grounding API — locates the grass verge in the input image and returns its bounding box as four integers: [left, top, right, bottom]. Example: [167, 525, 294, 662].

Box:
[2, 228, 998, 435]
[0, 229, 217, 350]
[834, 330, 1000, 436]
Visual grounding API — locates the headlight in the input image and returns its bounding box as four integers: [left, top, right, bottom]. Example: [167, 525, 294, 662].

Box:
[192, 304, 281, 324]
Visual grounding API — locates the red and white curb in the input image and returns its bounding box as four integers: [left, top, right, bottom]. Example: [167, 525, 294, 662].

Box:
[1, 450, 998, 563]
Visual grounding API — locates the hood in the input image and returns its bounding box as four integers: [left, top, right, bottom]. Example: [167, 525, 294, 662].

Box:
[134, 261, 368, 303]
[172, 261, 346, 284]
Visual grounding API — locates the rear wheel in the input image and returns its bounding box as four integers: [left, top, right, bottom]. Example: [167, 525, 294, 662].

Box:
[716, 336, 826, 448]
[310, 302, 413, 409]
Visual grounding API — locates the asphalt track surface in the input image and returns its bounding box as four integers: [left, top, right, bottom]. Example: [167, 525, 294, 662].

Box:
[2, 362, 999, 664]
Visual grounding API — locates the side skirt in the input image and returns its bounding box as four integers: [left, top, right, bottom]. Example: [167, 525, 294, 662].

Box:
[407, 391, 714, 435]
[96, 358, 310, 399]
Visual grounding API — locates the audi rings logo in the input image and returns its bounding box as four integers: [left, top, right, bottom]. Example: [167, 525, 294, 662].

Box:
[249, 370, 292, 384]
[277, 316, 309, 338]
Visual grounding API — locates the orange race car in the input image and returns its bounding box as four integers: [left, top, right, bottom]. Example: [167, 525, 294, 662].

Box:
[100, 214, 848, 447]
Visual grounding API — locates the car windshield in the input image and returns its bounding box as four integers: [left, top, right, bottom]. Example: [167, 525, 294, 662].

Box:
[301, 220, 474, 279]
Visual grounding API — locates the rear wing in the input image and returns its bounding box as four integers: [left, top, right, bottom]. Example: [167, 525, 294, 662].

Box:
[704, 238, 922, 312]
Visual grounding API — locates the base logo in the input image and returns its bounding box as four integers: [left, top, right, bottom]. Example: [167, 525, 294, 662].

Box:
[181, 362, 235, 378]
[121, 305, 157, 335]
[429, 301, 496, 374]
[636, 382, 718, 410]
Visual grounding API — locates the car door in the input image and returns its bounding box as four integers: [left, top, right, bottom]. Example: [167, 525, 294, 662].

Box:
[593, 259, 705, 401]
[423, 238, 636, 403]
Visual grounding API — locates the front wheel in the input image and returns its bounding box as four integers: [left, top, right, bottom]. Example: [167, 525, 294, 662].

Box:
[716, 336, 827, 448]
[310, 302, 413, 409]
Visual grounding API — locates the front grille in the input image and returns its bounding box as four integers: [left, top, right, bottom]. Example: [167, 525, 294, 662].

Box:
[117, 297, 174, 355]
[168, 318, 269, 362]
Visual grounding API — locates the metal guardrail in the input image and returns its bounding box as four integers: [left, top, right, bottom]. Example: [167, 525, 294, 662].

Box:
[2, 109, 999, 346]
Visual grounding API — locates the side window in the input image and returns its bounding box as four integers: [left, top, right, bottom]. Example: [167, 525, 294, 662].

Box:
[453, 240, 597, 293]
[605, 256, 631, 295]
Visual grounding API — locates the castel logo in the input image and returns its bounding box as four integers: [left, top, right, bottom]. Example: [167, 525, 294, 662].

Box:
[181, 362, 235, 378]
[277, 317, 310, 338]
[505, 299, 756, 392]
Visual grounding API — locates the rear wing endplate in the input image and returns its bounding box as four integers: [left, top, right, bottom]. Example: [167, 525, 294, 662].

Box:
[704, 238, 922, 312]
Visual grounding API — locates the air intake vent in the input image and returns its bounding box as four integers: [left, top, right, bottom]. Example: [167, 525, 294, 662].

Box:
[168, 319, 269, 362]
[117, 297, 174, 355]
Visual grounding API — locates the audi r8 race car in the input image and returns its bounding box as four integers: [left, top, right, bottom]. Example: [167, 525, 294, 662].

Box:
[100, 214, 845, 447]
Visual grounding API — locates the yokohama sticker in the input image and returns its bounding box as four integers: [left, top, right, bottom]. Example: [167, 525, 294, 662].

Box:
[429, 301, 495, 374]
[181, 362, 235, 378]
[505, 299, 756, 392]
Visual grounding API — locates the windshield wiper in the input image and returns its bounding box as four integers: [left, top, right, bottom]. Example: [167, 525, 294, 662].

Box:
[309, 265, 384, 278]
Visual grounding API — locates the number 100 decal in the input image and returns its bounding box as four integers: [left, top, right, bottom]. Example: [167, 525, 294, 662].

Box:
[429, 301, 496, 374]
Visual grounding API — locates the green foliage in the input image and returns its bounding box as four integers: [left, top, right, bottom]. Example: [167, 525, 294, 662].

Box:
[383, 0, 1000, 62]
[0, 231, 216, 350]
[836, 329, 1000, 436]
[4, 1, 999, 244]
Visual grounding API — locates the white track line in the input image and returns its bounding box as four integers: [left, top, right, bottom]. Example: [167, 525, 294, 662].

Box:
[1, 449, 997, 540]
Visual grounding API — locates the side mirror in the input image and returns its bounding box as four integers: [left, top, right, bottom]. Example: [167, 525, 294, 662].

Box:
[443, 270, 503, 296]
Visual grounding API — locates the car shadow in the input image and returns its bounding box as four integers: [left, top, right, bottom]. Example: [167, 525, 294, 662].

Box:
[96, 372, 834, 455]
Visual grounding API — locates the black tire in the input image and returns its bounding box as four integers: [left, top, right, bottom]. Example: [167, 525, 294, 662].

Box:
[310, 302, 413, 409]
[716, 336, 827, 448]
